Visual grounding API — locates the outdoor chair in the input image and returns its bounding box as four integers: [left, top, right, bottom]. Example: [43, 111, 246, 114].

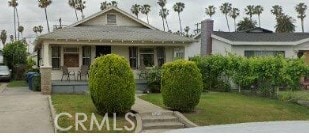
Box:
[78, 65, 89, 80]
[301, 77, 309, 90]
[61, 66, 76, 81]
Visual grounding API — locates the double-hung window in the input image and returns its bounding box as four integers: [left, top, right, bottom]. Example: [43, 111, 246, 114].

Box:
[157, 47, 165, 67]
[129, 47, 138, 69]
[244, 51, 285, 57]
[51, 46, 60, 69]
[82, 46, 91, 66]
[140, 48, 154, 68]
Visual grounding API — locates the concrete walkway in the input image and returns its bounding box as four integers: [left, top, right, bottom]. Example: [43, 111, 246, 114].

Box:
[132, 95, 168, 113]
[0, 84, 54, 133]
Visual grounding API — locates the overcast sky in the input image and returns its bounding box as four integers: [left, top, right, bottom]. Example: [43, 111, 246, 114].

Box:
[0, 0, 309, 50]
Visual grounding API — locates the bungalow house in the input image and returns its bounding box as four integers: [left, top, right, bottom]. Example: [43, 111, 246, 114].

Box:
[35, 7, 194, 94]
[186, 19, 309, 64]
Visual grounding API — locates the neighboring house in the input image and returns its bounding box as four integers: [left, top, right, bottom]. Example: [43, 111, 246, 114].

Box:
[34, 7, 194, 94]
[186, 19, 309, 64]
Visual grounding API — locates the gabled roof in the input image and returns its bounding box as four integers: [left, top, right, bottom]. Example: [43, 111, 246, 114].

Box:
[69, 6, 157, 30]
[242, 27, 273, 33]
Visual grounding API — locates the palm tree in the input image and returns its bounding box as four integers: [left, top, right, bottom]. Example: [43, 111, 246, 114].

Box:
[296, 3, 307, 33]
[10, 35, 14, 42]
[237, 17, 257, 32]
[159, 8, 170, 31]
[220, 2, 232, 32]
[271, 5, 283, 19]
[38, 0, 52, 33]
[33, 26, 39, 35]
[38, 25, 44, 33]
[255, 5, 264, 27]
[173, 2, 185, 34]
[184, 26, 190, 37]
[111, 1, 118, 7]
[75, 0, 86, 19]
[0, 30, 7, 46]
[17, 25, 24, 39]
[205, 5, 216, 18]
[229, 8, 240, 31]
[141, 4, 151, 24]
[157, 0, 167, 31]
[8, 0, 18, 40]
[100, 1, 109, 10]
[131, 4, 141, 19]
[275, 14, 295, 33]
[68, 0, 79, 21]
[245, 5, 255, 21]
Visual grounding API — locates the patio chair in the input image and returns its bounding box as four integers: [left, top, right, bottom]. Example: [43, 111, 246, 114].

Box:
[61, 66, 76, 81]
[78, 65, 89, 80]
[301, 77, 309, 90]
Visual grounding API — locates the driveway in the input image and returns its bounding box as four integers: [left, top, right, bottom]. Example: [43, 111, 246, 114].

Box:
[168, 121, 309, 133]
[0, 84, 54, 133]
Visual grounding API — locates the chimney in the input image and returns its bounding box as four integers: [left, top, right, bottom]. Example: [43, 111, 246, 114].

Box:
[200, 19, 214, 56]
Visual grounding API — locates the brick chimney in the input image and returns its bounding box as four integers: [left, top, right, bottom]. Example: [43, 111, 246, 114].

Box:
[200, 19, 214, 56]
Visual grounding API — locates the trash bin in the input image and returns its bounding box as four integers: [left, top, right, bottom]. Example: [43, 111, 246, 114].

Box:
[32, 73, 41, 92]
[25, 72, 36, 83]
[28, 73, 35, 90]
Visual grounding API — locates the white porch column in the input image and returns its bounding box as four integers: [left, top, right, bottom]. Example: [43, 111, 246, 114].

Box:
[40, 42, 52, 95]
[42, 42, 51, 67]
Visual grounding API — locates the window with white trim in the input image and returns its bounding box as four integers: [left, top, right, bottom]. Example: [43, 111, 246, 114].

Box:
[174, 48, 184, 59]
[82, 46, 91, 66]
[140, 48, 154, 68]
[51, 46, 60, 69]
[244, 51, 285, 57]
[157, 47, 165, 67]
[129, 47, 138, 69]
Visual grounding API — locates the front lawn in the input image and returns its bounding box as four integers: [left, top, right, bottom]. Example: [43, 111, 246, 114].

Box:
[52, 95, 135, 133]
[7, 80, 28, 87]
[278, 91, 309, 102]
[140, 92, 309, 126]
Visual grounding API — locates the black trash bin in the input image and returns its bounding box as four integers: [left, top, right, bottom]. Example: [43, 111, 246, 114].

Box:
[28, 73, 35, 90]
[32, 73, 41, 92]
[25, 72, 36, 84]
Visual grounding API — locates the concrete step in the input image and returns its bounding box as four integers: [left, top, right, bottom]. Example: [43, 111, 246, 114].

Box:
[143, 121, 185, 130]
[140, 111, 174, 117]
[142, 115, 178, 123]
[141, 129, 172, 133]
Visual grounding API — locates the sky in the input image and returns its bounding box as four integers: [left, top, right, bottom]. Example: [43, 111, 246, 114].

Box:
[0, 0, 308, 51]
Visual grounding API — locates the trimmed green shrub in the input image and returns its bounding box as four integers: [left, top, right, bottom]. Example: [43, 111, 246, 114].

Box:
[161, 60, 203, 112]
[89, 54, 135, 114]
[146, 66, 161, 93]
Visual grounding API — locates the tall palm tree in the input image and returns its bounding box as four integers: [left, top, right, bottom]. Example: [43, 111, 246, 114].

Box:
[131, 4, 141, 19]
[184, 26, 190, 37]
[255, 5, 264, 27]
[33, 26, 39, 35]
[68, 0, 79, 21]
[237, 17, 257, 32]
[100, 1, 109, 10]
[173, 2, 185, 34]
[229, 8, 240, 31]
[38, 0, 52, 33]
[271, 5, 283, 19]
[245, 5, 255, 21]
[75, 0, 86, 19]
[141, 4, 151, 24]
[111, 1, 118, 7]
[157, 0, 167, 31]
[8, 0, 18, 40]
[38, 25, 44, 33]
[0, 30, 7, 46]
[17, 25, 24, 39]
[296, 3, 307, 33]
[220, 2, 232, 32]
[159, 8, 170, 31]
[205, 5, 216, 18]
[275, 14, 295, 33]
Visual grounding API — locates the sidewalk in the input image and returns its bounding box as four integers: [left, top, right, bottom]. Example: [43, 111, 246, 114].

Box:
[0, 84, 54, 133]
[132, 95, 169, 113]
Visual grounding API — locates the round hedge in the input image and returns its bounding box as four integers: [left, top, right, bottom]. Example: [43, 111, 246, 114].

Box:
[161, 60, 203, 112]
[89, 54, 135, 114]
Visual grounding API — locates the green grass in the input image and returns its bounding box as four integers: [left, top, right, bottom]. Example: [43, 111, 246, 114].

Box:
[52, 94, 135, 133]
[7, 80, 28, 87]
[278, 91, 309, 101]
[140, 92, 309, 126]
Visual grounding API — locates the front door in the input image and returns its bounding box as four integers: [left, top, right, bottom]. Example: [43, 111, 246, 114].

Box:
[96, 46, 111, 57]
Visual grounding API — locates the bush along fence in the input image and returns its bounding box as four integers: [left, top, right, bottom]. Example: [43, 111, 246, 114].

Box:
[190, 54, 309, 98]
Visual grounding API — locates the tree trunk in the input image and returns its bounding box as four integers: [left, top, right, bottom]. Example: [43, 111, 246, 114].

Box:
[238, 85, 241, 93]
[81, 10, 85, 19]
[15, 8, 20, 40]
[146, 14, 149, 24]
[225, 15, 230, 32]
[161, 17, 166, 31]
[44, 8, 50, 32]
[178, 13, 183, 33]
[234, 18, 236, 32]
[301, 18, 304, 33]
[13, 8, 16, 40]
[165, 19, 170, 32]
[258, 15, 261, 27]
[74, 8, 79, 21]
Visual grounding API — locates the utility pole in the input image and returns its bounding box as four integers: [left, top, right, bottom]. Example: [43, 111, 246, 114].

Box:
[194, 22, 201, 34]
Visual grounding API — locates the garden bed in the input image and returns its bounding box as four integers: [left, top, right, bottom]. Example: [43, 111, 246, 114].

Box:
[140, 92, 309, 126]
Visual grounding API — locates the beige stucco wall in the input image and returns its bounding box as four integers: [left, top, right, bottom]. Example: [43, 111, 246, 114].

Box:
[212, 38, 232, 56]
[185, 39, 201, 59]
[80, 10, 145, 27]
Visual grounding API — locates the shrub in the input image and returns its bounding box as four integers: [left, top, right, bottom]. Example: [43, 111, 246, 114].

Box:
[161, 60, 203, 112]
[89, 54, 135, 114]
[145, 66, 161, 93]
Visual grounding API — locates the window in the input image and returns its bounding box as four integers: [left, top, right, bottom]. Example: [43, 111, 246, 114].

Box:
[157, 47, 165, 67]
[82, 46, 91, 66]
[174, 48, 184, 59]
[52, 46, 61, 69]
[107, 14, 116, 25]
[140, 48, 154, 68]
[129, 47, 138, 69]
[64, 47, 79, 67]
[244, 51, 285, 57]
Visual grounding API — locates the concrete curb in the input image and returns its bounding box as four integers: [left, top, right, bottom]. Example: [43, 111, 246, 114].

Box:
[173, 111, 199, 128]
[47, 96, 57, 133]
[134, 113, 143, 133]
